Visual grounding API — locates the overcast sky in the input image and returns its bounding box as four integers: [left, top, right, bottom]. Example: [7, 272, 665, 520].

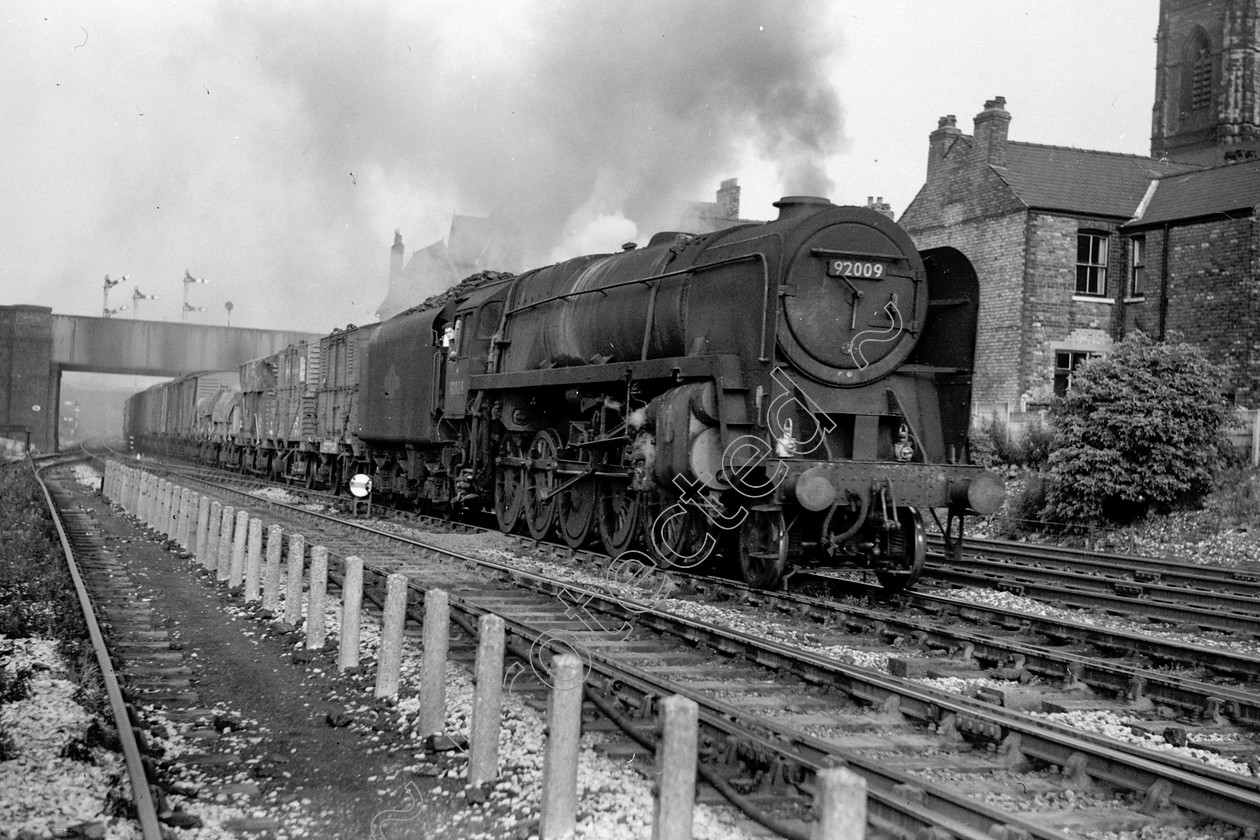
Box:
[3, 1, 1159, 335]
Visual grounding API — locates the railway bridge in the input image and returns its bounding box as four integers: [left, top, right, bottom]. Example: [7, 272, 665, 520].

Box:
[0, 305, 320, 453]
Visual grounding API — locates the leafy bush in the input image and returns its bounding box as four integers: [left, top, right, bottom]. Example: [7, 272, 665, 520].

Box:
[1043, 333, 1234, 526]
[969, 415, 1011, 468]
[970, 413, 1055, 470]
[989, 473, 1052, 538]
[1019, 414, 1054, 469]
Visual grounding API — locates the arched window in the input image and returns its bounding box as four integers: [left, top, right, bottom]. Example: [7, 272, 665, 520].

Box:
[1180, 28, 1214, 117]
[1190, 32, 1212, 110]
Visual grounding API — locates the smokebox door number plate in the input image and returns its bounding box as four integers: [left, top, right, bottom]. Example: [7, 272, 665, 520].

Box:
[827, 259, 888, 279]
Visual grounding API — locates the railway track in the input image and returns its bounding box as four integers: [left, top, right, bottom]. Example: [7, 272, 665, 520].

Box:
[920, 536, 1260, 637]
[928, 534, 1260, 592]
[107, 456, 1260, 837]
[24, 454, 164, 839]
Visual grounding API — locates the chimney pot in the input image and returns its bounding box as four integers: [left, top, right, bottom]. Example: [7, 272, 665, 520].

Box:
[973, 95, 1011, 167]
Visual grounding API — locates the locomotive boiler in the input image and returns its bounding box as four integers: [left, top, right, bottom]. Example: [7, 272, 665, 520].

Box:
[126, 196, 1003, 591]
[462, 196, 1003, 588]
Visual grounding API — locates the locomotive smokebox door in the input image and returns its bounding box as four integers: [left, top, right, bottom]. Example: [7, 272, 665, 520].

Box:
[777, 205, 928, 387]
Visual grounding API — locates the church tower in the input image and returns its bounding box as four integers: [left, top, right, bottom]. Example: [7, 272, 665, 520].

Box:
[1151, 0, 1260, 165]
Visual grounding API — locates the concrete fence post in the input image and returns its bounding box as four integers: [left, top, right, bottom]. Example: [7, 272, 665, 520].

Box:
[172, 483, 183, 541]
[263, 524, 283, 612]
[171, 484, 184, 540]
[195, 495, 210, 562]
[151, 478, 160, 530]
[171, 486, 183, 544]
[146, 473, 158, 526]
[244, 517, 263, 602]
[652, 695, 699, 840]
[540, 653, 584, 840]
[1252, 408, 1259, 468]
[217, 505, 235, 582]
[305, 545, 329, 649]
[160, 480, 172, 536]
[148, 474, 160, 528]
[179, 488, 194, 548]
[138, 473, 150, 526]
[284, 534, 306, 626]
[338, 557, 364, 671]
[164, 483, 176, 539]
[374, 573, 409, 698]
[469, 613, 505, 787]
[811, 767, 867, 840]
[229, 509, 249, 588]
[205, 500, 222, 569]
[419, 589, 450, 738]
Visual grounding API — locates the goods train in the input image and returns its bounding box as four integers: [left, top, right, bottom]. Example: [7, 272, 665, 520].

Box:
[125, 196, 1004, 590]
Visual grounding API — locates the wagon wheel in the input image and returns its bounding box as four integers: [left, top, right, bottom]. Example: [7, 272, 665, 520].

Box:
[494, 436, 526, 534]
[596, 477, 640, 557]
[303, 454, 318, 489]
[875, 508, 927, 592]
[557, 476, 597, 549]
[645, 499, 714, 571]
[738, 507, 789, 589]
[524, 430, 562, 540]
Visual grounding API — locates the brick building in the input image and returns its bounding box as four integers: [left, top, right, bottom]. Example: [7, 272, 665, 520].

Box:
[900, 0, 1260, 419]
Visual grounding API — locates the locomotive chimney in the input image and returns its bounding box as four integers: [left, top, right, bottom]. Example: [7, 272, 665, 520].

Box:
[773, 195, 832, 221]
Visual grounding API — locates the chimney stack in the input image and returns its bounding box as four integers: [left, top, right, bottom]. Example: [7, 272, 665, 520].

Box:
[716, 178, 741, 220]
[865, 196, 893, 219]
[928, 114, 961, 180]
[972, 96, 1011, 167]
[390, 230, 404, 283]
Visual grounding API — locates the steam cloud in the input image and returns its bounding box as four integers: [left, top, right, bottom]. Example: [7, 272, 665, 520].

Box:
[3, 1, 844, 331]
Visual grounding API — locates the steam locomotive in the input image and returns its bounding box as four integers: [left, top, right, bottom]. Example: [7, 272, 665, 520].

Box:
[126, 196, 1003, 590]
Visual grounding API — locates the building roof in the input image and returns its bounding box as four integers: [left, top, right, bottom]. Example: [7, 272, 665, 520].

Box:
[996, 142, 1200, 218]
[1126, 158, 1260, 227]
[376, 239, 458, 321]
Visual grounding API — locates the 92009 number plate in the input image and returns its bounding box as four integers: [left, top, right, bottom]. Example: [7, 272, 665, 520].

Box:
[827, 259, 887, 279]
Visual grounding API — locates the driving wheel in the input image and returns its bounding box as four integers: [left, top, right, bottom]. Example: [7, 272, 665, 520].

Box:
[738, 507, 789, 589]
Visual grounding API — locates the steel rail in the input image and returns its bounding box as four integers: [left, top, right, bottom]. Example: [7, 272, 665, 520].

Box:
[121, 459, 1260, 831]
[922, 555, 1260, 636]
[926, 547, 1260, 614]
[29, 457, 164, 840]
[729, 569, 1260, 724]
[145, 464, 1056, 838]
[929, 533, 1260, 590]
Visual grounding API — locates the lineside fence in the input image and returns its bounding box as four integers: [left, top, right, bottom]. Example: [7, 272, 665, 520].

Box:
[101, 461, 868, 840]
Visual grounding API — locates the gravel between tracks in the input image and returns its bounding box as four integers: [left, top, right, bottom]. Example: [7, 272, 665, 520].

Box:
[379, 521, 1258, 839]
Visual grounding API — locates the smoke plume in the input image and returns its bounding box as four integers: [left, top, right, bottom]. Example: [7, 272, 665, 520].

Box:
[2, 1, 844, 331]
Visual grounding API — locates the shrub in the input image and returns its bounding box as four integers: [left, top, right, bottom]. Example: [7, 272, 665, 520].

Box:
[989, 473, 1052, 538]
[969, 414, 1010, 468]
[1043, 333, 1234, 526]
[1018, 414, 1054, 469]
